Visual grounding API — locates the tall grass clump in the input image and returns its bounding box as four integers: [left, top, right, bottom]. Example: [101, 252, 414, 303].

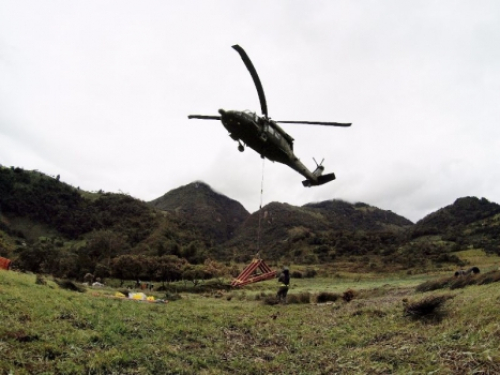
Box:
[286, 292, 311, 304]
[477, 270, 500, 285]
[415, 277, 453, 292]
[342, 289, 356, 302]
[315, 291, 341, 303]
[417, 271, 500, 292]
[404, 294, 454, 320]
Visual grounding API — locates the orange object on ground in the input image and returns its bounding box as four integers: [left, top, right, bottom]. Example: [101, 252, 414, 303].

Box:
[231, 258, 276, 287]
[0, 257, 11, 270]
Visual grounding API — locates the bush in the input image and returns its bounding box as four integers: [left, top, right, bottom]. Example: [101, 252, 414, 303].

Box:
[254, 292, 269, 301]
[164, 291, 182, 301]
[415, 277, 453, 292]
[303, 268, 317, 278]
[287, 292, 311, 304]
[450, 276, 477, 290]
[262, 295, 280, 305]
[316, 292, 341, 303]
[54, 279, 86, 293]
[404, 294, 454, 319]
[417, 271, 500, 292]
[343, 289, 356, 302]
[477, 270, 500, 285]
[291, 271, 303, 279]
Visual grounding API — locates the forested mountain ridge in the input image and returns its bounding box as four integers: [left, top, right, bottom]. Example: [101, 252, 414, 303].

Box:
[0, 166, 160, 244]
[1, 165, 500, 277]
[410, 196, 500, 254]
[221, 200, 413, 261]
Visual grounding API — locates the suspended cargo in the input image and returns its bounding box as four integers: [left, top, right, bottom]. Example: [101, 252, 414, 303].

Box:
[231, 258, 276, 287]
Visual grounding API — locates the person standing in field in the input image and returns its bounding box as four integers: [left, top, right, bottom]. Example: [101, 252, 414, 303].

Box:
[276, 267, 290, 303]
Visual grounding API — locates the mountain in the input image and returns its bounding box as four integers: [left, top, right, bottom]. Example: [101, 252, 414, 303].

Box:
[410, 196, 500, 253]
[223, 199, 413, 262]
[0, 166, 195, 256]
[2, 165, 500, 274]
[148, 181, 250, 245]
[303, 200, 413, 231]
[414, 197, 500, 232]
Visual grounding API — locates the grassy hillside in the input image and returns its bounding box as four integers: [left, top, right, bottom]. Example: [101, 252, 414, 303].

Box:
[2, 265, 500, 374]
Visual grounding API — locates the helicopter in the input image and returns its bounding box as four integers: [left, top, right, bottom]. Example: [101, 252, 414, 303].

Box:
[188, 45, 351, 187]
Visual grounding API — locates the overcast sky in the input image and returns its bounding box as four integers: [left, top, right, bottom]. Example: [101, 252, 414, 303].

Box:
[1, 1, 499, 222]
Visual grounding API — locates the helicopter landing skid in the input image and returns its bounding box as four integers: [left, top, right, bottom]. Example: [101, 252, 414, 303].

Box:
[302, 172, 336, 187]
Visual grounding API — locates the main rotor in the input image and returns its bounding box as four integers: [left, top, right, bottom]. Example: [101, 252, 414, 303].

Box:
[188, 45, 352, 128]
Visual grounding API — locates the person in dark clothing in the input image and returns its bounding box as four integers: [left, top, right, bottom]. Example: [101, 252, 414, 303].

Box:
[276, 267, 290, 303]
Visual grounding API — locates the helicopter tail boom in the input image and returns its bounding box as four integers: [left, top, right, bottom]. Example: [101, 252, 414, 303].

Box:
[302, 172, 336, 187]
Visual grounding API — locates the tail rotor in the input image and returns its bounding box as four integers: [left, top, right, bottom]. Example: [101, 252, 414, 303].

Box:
[312, 158, 325, 177]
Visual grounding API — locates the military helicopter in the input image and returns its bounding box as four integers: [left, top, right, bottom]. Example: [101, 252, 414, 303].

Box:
[188, 45, 351, 187]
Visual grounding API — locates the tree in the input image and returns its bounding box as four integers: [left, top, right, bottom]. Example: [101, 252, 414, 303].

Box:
[182, 241, 207, 264]
[111, 255, 146, 286]
[75, 230, 129, 277]
[14, 239, 62, 274]
[156, 255, 185, 286]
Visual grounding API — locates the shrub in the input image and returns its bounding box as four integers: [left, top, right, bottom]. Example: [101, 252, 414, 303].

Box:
[54, 279, 86, 293]
[262, 295, 280, 305]
[450, 276, 478, 290]
[35, 274, 47, 285]
[477, 270, 500, 285]
[303, 268, 317, 278]
[415, 277, 453, 292]
[316, 292, 341, 303]
[343, 289, 356, 302]
[404, 294, 454, 320]
[287, 292, 311, 304]
[254, 292, 270, 301]
[291, 271, 303, 278]
[164, 291, 182, 301]
[417, 271, 500, 293]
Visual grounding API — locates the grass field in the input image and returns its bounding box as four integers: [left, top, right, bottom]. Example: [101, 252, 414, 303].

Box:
[2, 257, 500, 374]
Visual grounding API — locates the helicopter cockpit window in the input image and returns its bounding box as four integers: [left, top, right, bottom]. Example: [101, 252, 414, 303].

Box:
[244, 110, 258, 122]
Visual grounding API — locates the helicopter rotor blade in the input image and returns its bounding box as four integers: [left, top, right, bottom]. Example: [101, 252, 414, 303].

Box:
[276, 120, 352, 127]
[313, 158, 325, 167]
[231, 45, 268, 118]
[188, 115, 221, 120]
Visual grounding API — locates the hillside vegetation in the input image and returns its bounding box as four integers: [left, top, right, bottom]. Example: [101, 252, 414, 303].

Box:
[1, 165, 500, 282]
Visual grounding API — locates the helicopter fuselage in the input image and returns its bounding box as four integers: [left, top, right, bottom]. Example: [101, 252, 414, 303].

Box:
[218, 109, 323, 184]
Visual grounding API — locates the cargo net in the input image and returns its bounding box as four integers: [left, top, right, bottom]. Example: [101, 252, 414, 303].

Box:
[231, 258, 276, 287]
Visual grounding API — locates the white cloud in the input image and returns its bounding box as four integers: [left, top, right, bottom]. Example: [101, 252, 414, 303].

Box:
[1, 0, 500, 223]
